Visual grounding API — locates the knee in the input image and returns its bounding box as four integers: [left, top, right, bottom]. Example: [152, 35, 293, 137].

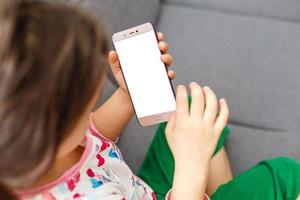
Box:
[274, 157, 299, 166]
[264, 157, 300, 170]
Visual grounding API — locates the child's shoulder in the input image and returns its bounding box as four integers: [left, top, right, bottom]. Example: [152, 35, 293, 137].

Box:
[20, 119, 155, 200]
[19, 132, 122, 199]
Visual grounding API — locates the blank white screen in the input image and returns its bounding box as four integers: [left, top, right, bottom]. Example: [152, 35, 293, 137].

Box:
[114, 31, 176, 118]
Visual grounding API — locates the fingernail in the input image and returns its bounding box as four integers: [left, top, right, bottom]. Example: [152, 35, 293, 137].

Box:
[203, 86, 210, 90]
[178, 85, 184, 89]
[190, 82, 197, 87]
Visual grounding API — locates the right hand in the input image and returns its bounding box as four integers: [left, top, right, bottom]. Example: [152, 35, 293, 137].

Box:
[165, 82, 229, 171]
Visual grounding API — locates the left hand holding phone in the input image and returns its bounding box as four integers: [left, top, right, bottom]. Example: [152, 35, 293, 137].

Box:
[91, 32, 175, 141]
[108, 32, 175, 92]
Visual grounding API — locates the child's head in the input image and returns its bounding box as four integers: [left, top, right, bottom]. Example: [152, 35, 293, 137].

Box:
[0, 0, 108, 196]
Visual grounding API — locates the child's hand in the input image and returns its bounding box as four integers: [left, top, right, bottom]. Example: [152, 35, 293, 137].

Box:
[108, 32, 175, 92]
[166, 83, 229, 171]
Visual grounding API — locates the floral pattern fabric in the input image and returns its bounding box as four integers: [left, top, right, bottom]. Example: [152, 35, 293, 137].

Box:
[20, 121, 157, 200]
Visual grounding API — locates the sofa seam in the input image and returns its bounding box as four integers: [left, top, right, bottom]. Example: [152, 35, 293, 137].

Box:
[228, 120, 284, 132]
[163, 1, 300, 25]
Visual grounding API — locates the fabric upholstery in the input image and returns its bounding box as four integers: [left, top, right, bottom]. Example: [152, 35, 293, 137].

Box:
[81, 0, 161, 35]
[157, 4, 300, 131]
[163, 0, 300, 22]
[155, 3, 300, 174]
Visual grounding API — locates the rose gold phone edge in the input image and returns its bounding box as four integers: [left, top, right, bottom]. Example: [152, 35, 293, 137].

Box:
[112, 22, 176, 127]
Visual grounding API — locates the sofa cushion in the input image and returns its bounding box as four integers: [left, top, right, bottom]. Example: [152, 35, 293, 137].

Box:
[157, 4, 300, 132]
[226, 124, 300, 175]
[80, 0, 161, 35]
[164, 0, 300, 22]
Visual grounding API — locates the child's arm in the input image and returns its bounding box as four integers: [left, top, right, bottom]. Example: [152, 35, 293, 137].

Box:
[92, 32, 175, 141]
[92, 87, 134, 141]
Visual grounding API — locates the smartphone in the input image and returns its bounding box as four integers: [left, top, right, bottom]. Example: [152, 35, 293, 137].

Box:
[112, 22, 176, 127]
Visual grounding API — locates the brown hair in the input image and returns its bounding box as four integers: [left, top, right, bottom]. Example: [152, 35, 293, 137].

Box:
[0, 0, 108, 198]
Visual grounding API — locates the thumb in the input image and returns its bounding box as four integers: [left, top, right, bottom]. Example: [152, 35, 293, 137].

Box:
[108, 51, 120, 71]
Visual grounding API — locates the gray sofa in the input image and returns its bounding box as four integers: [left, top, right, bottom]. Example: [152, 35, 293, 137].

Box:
[73, 0, 300, 175]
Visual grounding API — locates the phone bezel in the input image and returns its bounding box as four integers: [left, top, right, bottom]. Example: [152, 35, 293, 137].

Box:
[112, 22, 176, 127]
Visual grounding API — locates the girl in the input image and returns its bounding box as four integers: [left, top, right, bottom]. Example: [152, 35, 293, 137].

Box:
[0, 1, 299, 200]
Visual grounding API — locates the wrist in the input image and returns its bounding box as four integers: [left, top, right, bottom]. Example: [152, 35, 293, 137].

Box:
[175, 160, 210, 181]
[172, 164, 209, 200]
[175, 156, 210, 173]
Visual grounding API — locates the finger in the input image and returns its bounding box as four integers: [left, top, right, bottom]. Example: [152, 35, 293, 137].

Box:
[215, 99, 229, 134]
[158, 41, 168, 53]
[203, 86, 218, 123]
[108, 51, 120, 74]
[176, 85, 189, 121]
[161, 54, 172, 66]
[108, 51, 118, 66]
[165, 113, 176, 136]
[157, 32, 164, 41]
[167, 70, 176, 80]
[189, 82, 205, 119]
